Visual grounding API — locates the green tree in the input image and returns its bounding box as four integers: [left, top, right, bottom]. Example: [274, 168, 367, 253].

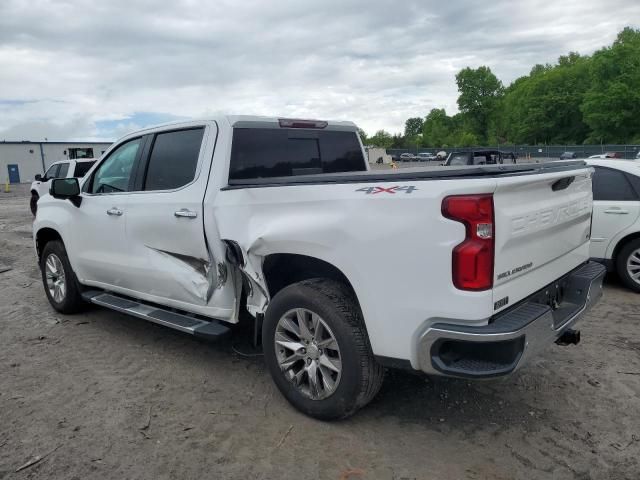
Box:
[404, 117, 424, 138]
[395, 28, 640, 147]
[391, 133, 405, 148]
[500, 54, 590, 144]
[455, 66, 504, 140]
[357, 128, 368, 144]
[581, 27, 640, 143]
[422, 108, 452, 147]
[368, 129, 394, 148]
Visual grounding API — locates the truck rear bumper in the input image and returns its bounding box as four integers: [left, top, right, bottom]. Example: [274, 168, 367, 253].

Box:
[416, 261, 606, 378]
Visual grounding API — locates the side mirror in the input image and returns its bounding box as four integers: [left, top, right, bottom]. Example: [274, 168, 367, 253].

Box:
[35, 174, 42, 181]
[50, 178, 82, 207]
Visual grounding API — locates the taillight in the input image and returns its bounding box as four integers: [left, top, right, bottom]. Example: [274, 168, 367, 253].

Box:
[442, 194, 494, 291]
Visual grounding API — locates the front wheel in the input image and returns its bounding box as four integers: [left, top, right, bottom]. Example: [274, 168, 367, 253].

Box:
[263, 279, 384, 420]
[40, 240, 85, 313]
[617, 239, 640, 292]
[30, 193, 39, 216]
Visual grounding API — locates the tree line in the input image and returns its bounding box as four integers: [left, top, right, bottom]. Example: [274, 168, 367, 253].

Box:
[361, 27, 640, 149]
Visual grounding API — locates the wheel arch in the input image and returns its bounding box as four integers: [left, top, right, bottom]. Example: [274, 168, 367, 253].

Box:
[262, 253, 361, 309]
[35, 227, 64, 261]
[611, 231, 640, 264]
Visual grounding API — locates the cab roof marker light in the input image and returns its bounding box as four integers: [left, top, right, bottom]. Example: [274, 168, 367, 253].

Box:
[278, 118, 328, 129]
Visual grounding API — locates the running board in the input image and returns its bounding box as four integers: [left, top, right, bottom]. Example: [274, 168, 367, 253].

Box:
[82, 290, 230, 340]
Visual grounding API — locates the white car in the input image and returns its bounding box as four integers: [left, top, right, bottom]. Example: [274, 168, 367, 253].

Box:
[33, 116, 604, 419]
[30, 159, 97, 215]
[588, 159, 640, 291]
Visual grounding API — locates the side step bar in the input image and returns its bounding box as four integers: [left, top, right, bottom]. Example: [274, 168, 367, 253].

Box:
[81, 290, 230, 340]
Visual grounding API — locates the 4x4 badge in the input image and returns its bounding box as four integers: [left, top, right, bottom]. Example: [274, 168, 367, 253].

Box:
[355, 186, 418, 194]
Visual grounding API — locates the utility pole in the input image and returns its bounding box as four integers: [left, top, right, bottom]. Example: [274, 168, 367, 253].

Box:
[39, 142, 46, 171]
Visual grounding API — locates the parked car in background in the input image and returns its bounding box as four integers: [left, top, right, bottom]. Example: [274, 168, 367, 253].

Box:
[589, 152, 622, 159]
[560, 152, 577, 160]
[30, 159, 97, 215]
[399, 152, 415, 161]
[588, 159, 640, 292]
[416, 152, 435, 161]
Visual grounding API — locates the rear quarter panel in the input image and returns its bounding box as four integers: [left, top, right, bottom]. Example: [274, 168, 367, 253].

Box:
[214, 177, 499, 364]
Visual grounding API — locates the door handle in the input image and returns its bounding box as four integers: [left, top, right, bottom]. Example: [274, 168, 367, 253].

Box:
[174, 209, 198, 219]
[106, 207, 123, 216]
[604, 209, 629, 214]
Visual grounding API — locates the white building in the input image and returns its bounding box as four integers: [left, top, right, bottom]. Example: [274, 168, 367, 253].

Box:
[366, 147, 393, 165]
[0, 141, 112, 184]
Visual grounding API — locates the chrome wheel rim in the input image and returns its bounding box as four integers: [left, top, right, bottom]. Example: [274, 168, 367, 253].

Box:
[45, 253, 66, 303]
[274, 308, 342, 400]
[626, 248, 640, 285]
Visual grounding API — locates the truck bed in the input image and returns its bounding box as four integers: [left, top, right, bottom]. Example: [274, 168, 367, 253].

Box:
[225, 160, 587, 188]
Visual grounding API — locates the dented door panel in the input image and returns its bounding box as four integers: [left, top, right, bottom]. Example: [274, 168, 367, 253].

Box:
[122, 121, 238, 321]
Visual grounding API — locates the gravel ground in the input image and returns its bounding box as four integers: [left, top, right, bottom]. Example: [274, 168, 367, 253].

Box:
[1, 184, 639, 480]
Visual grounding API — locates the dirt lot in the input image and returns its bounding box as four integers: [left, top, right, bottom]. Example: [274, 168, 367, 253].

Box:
[1, 185, 639, 480]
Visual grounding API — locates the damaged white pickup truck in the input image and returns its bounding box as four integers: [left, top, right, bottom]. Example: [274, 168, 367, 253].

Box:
[34, 116, 605, 419]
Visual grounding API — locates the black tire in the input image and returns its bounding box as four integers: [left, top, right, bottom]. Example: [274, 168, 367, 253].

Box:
[40, 240, 85, 313]
[263, 279, 384, 420]
[616, 238, 640, 293]
[30, 193, 39, 216]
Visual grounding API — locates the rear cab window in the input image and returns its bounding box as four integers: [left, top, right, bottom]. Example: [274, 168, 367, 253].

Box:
[448, 154, 469, 166]
[229, 128, 365, 181]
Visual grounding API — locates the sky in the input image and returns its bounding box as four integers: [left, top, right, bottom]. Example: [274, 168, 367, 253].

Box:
[1, 0, 639, 142]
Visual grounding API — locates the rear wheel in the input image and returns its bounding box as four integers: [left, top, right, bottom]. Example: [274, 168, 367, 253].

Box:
[263, 279, 384, 420]
[617, 239, 640, 292]
[40, 240, 85, 313]
[30, 193, 39, 216]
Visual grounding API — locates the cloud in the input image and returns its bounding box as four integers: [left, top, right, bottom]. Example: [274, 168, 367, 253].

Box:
[0, 0, 638, 140]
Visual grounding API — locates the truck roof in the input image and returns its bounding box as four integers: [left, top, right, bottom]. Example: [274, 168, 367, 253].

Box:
[123, 116, 358, 135]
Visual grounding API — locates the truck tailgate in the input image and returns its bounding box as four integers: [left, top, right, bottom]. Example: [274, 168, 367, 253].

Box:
[492, 167, 593, 311]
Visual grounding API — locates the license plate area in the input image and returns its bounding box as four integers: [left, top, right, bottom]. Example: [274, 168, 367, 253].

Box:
[529, 271, 584, 328]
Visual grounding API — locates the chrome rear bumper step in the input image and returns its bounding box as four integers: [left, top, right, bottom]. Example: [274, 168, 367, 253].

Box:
[81, 290, 230, 340]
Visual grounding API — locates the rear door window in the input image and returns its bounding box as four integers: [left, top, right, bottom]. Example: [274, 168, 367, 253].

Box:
[229, 129, 365, 180]
[143, 128, 204, 191]
[74, 161, 96, 177]
[57, 162, 69, 178]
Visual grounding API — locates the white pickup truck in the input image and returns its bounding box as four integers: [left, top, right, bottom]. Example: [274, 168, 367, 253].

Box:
[30, 158, 97, 215]
[33, 116, 605, 419]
